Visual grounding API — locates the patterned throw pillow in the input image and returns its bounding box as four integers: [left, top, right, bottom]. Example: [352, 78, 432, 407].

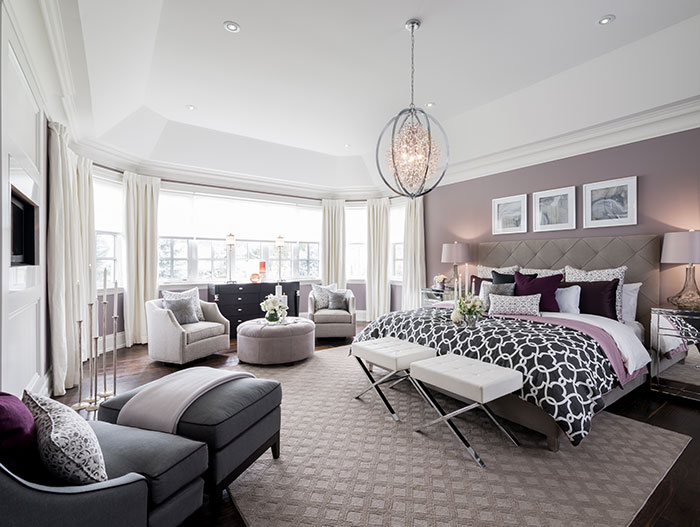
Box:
[162, 287, 204, 321]
[565, 265, 627, 321]
[476, 265, 519, 279]
[488, 293, 541, 317]
[22, 391, 107, 485]
[519, 268, 565, 278]
[479, 282, 515, 311]
[163, 297, 199, 325]
[328, 290, 348, 310]
[312, 283, 337, 309]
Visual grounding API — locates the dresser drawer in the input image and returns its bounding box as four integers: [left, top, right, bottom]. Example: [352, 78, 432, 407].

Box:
[217, 293, 259, 306]
[221, 305, 260, 319]
[215, 283, 260, 295]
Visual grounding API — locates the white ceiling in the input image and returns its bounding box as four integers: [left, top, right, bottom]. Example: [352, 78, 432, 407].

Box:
[50, 0, 700, 195]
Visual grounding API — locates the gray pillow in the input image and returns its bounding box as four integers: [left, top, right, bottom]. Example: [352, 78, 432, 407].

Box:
[480, 282, 515, 311]
[312, 283, 337, 310]
[162, 287, 204, 321]
[328, 290, 348, 310]
[163, 296, 199, 325]
[22, 391, 108, 485]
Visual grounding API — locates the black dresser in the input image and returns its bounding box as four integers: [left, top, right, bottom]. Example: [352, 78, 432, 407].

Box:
[208, 282, 300, 333]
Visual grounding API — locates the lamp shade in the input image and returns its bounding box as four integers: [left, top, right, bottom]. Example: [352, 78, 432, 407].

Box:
[441, 242, 470, 264]
[661, 231, 700, 264]
[275, 235, 285, 248]
[225, 233, 236, 246]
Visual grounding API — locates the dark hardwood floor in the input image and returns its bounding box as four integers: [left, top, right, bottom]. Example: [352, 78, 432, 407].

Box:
[55, 332, 700, 527]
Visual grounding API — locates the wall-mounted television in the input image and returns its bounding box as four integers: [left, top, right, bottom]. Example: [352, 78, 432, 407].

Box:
[11, 187, 37, 266]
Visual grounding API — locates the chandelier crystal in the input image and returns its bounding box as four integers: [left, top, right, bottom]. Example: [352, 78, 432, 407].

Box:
[376, 19, 449, 199]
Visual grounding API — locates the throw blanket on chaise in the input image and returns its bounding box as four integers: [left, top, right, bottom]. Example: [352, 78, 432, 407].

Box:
[355, 307, 649, 446]
[117, 367, 255, 433]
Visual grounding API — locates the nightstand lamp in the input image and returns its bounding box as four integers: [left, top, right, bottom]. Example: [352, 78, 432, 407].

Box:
[661, 230, 700, 309]
[441, 242, 471, 286]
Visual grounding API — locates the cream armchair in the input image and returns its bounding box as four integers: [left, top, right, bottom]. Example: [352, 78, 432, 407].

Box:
[308, 289, 356, 338]
[145, 299, 230, 364]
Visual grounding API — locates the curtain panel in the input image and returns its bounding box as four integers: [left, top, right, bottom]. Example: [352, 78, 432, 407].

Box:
[402, 197, 426, 310]
[321, 199, 346, 288]
[366, 198, 390, 320]
[47, 123, 96, 395]
[123, 172, 160, 347]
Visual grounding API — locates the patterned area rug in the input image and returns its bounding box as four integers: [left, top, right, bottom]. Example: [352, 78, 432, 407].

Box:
[228, 346, 690, 527]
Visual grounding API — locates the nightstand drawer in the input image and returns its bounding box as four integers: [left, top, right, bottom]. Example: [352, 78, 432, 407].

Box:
[217, 293, 259, 306]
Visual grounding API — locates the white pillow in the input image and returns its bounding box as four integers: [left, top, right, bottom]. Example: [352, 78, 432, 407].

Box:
[488, 293, 541, 317]
[519, 268, 565, 278]
[477, 265, 519, 279]
[555, 286, 581, 314]
[564, 265, 627, 321]
[162, 287, 204, 321]
[622, 282, 642, 322]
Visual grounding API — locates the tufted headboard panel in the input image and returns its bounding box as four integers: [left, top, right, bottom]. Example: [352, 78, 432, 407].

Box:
[478, 235, 660, 339]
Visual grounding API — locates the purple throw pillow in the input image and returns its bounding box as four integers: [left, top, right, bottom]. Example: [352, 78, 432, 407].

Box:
[514, 271, 563, 312]
[559, 279, 619, 320]
[0, 392, 37, 474]
[470, 275, 491, 295]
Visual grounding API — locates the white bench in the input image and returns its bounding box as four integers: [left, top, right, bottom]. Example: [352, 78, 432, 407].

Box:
[351, 337, 436, 421]
[410, 354, 523, 468]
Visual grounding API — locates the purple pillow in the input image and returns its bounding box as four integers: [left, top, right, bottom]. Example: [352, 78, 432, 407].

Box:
[470, 275, 491, 295]
[0, 392, 37, 474]
[559, 279, 619, 320]
[514, 271, 563, 312]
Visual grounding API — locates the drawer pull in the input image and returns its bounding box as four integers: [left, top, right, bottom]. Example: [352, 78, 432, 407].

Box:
[237, 319, 242, 323]
[237, 308, 242, 312]
[238, 297, 242, 301]
[238, 287, 244, 290]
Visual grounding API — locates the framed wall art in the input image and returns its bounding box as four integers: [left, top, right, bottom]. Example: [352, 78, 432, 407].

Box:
[583, 176, 637, 228]
[533, 186, 576, 232]
[492, 194, 527, 235]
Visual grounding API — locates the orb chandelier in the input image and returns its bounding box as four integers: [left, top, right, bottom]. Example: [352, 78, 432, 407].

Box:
[376, 19, 449, 199]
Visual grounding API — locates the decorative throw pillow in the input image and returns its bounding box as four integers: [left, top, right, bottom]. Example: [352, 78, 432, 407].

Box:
[622, 282, 642, 322]
[565, 266, 627, 321]
[519, 268, 565, 278]
[479, 282, 515, 310]
[559, 279, 619, 320]
[163, 297, 199, 325]
[488, 294, 541, 317]
[514, 271, 563, 312]
[0, 392, 37, 475]
[162, 287, 204, 321]
[21, 392, 107, 485]
[555, 286, 581, 314]
[476, 265, 519, 279]
[470, 275, 491, 296]
[492, 270, 537, 284]
[328, 290, 348, 310]
[312, 283, 337, 310]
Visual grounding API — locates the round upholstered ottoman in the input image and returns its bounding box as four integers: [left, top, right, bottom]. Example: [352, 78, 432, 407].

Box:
[236, 317, 315, 365]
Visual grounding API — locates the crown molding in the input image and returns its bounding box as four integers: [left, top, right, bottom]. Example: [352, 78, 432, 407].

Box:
[442, 96, 700, 186]
[71, 138, 384, 200]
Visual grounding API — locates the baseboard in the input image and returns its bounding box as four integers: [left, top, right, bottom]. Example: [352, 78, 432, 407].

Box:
[93, 331, 127, 356]
[26, 368, 52, 397]
[300, 311, 368, 323]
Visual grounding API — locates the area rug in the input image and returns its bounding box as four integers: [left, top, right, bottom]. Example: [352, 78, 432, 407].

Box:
[228, 346, 690, 527]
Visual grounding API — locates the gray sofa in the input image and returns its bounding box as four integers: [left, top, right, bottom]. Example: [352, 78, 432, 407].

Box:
[146, 299, 230, 364]
[308, 288, 356, 338]
[0, 420, 208, 527]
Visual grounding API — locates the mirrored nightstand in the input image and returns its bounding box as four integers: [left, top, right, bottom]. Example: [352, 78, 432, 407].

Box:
[420, 288, 455, 307]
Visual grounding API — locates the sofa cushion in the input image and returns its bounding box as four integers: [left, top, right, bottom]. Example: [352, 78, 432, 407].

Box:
[183, 321, 225, 344]
[99, 378, 282, 451]
[89, 421, 207, 506]
[314, 309, 352, 324]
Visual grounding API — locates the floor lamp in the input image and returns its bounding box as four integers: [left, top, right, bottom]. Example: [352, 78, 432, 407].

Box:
[225, 233, 236, 283]
[275, 235, 285, 282]
[441, 241, 471, 292]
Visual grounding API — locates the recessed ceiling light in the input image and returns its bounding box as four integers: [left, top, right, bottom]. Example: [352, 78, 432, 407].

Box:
[223, 20, 241, 33]
[186, 104, 196, 111]
[344, 144, 351, 149]
[426, 102, 436, 108]
[598, 14, 616, 26]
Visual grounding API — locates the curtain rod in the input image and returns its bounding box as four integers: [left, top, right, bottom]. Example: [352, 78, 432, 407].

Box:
[91, 162, 385, 204]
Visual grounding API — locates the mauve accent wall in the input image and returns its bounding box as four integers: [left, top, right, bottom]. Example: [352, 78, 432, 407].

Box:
[424, 128, 700, 304]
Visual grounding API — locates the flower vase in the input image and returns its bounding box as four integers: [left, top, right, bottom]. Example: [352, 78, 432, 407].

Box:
[466, 315, 480, 329]
[265, 311, 280, 324]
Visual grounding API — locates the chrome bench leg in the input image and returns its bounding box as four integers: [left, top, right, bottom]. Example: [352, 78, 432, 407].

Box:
[480, 404, 520, 447]
[353, 356, 400, 421]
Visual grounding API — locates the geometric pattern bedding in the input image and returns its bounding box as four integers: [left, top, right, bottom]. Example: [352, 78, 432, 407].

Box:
[355, 307, 619, 445]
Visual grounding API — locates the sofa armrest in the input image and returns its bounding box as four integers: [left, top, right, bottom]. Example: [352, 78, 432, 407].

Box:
[308, 291, 316, 321]
[345, 289, 356, 315]
[0, 463, 148, 527]
[200, 300, 230, 334]
[145, 300, 186, 361]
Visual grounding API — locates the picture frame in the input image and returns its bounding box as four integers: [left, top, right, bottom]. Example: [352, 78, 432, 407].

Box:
[533, 186, 576, 232]
[492, 194, 527, 235]
[583, 176, 637, 229]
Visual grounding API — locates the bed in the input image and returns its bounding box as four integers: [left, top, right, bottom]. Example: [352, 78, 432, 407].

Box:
[357, 234, 663, 451]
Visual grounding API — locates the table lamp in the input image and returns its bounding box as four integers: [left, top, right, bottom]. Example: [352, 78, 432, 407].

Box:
[441, 242, 471, 286]
[225, 233, 236, 283]
[661, 230, 700, 310]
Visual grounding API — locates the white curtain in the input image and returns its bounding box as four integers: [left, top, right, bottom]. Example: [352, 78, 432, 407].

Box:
[366, 198, 390, 320]
[47, 123, 96, 395]
[123, 172, 160, 347]
[321, 199, 346, 288]
[402, 196, 426, 310]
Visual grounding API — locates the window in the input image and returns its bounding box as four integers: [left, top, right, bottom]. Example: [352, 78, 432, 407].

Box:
[296, 242, 319, 278]
[345, 205, 367, 280]
[158, 238, 189, 281]
[197, 239, 227, 281]
[389, 201, 406, 280]
[94, 175, 124, 287]
[96, 232, 121, 285]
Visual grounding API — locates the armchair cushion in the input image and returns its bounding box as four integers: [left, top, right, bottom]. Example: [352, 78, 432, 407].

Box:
[162, 287, 204, 321]
[183, 321, 226, 344]
[311, 283, 337, 310]
[328, 290, 348, 310]
[22, 392, 107, 485]
[313, 309, 353, 324]
[89, 421, 207, 506]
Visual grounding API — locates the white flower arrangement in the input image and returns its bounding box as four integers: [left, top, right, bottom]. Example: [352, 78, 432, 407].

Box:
[451, 293, 485, 327]
[260, 294, 288, 323]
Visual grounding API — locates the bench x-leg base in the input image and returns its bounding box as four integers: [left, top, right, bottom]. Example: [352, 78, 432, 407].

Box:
[353, 356, 402, 421]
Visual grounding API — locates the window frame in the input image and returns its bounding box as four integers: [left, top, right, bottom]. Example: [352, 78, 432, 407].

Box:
[95, 230, 122, 288]
[391, 242, 404, 281]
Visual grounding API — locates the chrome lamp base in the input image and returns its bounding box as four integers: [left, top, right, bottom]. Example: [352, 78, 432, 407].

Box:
[668, 264, 700, 310]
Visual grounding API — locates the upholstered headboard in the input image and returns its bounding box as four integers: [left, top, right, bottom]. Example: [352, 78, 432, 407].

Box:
[478, 235, 660, 338]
